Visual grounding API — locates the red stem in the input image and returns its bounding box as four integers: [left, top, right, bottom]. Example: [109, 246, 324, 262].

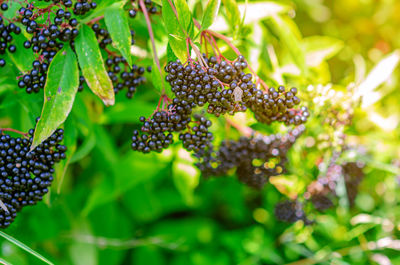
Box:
[138, 0, 164, 94]
[0, 128, 28, 137]
[87, 15, 104, 25]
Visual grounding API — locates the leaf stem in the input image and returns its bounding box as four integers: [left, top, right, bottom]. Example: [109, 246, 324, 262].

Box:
[138, 0, 164, 94]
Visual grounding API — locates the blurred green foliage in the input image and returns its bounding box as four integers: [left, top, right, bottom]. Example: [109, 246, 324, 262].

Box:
[1, 0, 400, 264]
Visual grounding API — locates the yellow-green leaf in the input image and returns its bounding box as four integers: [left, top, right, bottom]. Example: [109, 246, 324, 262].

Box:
[75, 24, 115, 106]
[202, 0, 221, 30]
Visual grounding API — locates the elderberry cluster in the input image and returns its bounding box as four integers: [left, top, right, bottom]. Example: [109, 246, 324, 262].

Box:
[165, 56, 309, 125]
[0, 122, 67, 228]
[195, 125, 305, 189]
[18, 59, 49, 93]
[179, 114, 213, 152]
[0, 14, 21, 67]
[131, 110, 185, 153]
[247, 86, 310, 125]
[105, 56, 149, 98]
[165, 57, 248, 117]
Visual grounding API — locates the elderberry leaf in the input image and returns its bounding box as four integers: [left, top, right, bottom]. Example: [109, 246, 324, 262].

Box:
[80, 0, 128, 24]
[31, 46, 79, 151]
[222, 0, 240, 33]
[303, 36, 344, 67]
[175, 0, 195, 38]
[6, 33, 35, 73]
[266, 15, 308, 75]
[168, 34, 187, 65]
[166, 42, 179, 62]
[161, 0, 184, 38]
[151, 61, 172, 97]
[104, 2, 132, 67]
[75, 24, 115, 106]
[201, 0, 221, 30]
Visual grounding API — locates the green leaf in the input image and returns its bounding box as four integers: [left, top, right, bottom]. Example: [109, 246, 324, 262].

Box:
[54, 116, 78, 193]
[162, 0, 184, 38]
[6, 34, 36, 73]
[162, 0, 188, 62]
[0, 231, 54, 265]
[80, 0, 128, 24]
[166, 42, 179, 62]
[175, 0, 195, 38]
[267, 15, 308, 75]
[31, 46, 79, 151]
[83, 151, 166, 215]
[75, 24, 115, 106]
[100, 99, 154, 124]
[151, 61, 164, 93]
[222, 0, 240, 32]
[172, 149, 200, 205]
[104, 2, 132, 66]
[303, 36, 344, 67]
[201, 0, 221, 30]
[168, 35, 187, 65]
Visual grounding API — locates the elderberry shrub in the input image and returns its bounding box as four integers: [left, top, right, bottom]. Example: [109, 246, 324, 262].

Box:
[16, 0, 97, 93]
[105, 56, 149, 98]
[0, 15, 22, 68]
[195, 125, 305, 189]
[165, 55, 309, 124]
[0, 122, 67, 228]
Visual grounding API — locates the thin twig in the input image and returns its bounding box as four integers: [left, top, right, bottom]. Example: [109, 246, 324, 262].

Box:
[138, 0, 164, 94]
[87, 15, 104, 25]
[0, 128, 28, 137]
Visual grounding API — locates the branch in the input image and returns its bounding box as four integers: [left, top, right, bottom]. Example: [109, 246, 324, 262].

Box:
[138, 0, 165, 93]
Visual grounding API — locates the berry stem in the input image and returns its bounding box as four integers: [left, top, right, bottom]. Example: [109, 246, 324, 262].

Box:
[87, 15, 104, 25]
[188, 38, 207, 68]
[0, 128, 28, 137]
[138, 0, 165, 94]
[205, 29, 268, 90]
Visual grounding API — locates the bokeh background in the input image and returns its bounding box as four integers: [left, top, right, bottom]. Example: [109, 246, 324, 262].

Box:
[1, 0, 400, 264]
